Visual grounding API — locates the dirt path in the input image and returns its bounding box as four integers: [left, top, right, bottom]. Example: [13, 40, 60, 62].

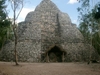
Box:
[0, 62, 100, 75]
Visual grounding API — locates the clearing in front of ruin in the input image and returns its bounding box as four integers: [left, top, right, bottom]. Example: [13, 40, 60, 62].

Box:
[0, 62, 100, 75]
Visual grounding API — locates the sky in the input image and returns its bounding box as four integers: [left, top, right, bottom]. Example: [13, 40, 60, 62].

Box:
[7, 0, 81, 25]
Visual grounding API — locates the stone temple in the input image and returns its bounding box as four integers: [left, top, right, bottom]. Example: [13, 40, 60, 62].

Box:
[0, 0, 99, 62]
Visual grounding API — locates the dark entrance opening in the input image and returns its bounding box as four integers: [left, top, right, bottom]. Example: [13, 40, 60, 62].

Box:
[46, 46, 66, 62]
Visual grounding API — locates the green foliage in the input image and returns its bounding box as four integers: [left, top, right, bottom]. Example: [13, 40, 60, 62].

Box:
[0, 0, 6, 20]
[0, 0, 12, 50]
[93, 2, 100, 19]
[78, 0, 100, 55]
[92, 32, 100, 54]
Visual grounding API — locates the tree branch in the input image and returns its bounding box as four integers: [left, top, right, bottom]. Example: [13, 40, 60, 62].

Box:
[15, 2, 23, 20]
[10, 0, 14, 11]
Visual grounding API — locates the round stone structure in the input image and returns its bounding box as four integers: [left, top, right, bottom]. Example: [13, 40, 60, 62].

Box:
[0, 0, 99, 62]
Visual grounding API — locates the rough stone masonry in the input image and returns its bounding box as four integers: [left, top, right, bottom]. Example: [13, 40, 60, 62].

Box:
[0, 0, 99, 62]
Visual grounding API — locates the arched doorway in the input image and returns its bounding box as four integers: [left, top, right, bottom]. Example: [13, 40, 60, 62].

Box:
[46, 45, 66, 62]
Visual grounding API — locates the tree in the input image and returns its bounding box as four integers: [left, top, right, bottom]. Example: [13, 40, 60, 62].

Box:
[92, 2, 100, 37]
[78, 0, 100, 55]
[0, 0, 12, 50]
[8, 0, 24, 65]
[94, 3, 100, 19]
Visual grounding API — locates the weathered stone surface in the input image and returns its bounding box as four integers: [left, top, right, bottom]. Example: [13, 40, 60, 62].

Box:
[0, 0, 99, 62]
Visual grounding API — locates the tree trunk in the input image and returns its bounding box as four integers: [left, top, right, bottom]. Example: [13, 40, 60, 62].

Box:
[62, 52, 64, 62]
[14, 30, 18, 65]
[98, 21, 100, 38]
[13, 5, 18, 65]
[46, 53, 49, 63]
[13, 24, 18, 65]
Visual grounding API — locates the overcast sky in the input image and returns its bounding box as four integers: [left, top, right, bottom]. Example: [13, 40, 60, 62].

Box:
[7, 0, 80, 25]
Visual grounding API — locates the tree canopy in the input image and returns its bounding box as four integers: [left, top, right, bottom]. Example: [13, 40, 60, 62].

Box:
[78, 0, 100, 55]
[0, 0, 12, 50]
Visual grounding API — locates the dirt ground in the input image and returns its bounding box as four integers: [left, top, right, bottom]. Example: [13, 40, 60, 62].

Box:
[0, 62, 100, 75]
